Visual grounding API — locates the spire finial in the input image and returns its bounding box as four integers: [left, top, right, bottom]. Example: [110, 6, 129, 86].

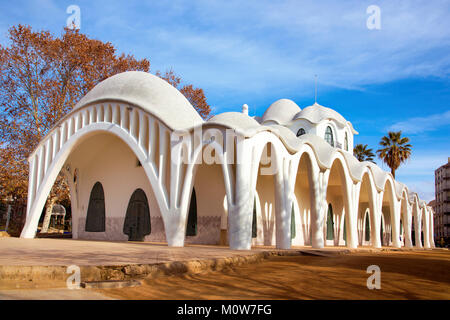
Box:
[242, 104, 249, 115]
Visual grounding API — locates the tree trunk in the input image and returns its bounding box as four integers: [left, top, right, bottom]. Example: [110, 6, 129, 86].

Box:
[391, 168, 396, 179]
[5, 205, 12, 232]
[41, 198, 56, 233]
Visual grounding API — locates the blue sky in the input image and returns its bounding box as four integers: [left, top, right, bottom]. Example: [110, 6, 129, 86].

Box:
[0, 0, 449, 200]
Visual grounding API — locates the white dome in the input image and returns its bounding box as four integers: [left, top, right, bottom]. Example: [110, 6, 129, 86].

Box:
[261, 99, 301, 125]
[74, 71, 204, 130]
[208, 112, 261, 131]
[294, 103, 358, 134]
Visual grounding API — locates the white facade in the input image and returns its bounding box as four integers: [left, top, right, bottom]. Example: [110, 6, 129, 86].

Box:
[20, 71, 435, 250]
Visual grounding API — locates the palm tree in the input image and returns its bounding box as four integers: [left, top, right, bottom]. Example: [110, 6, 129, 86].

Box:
[376, 131, 412, 179]
[353, 144, 376, 163]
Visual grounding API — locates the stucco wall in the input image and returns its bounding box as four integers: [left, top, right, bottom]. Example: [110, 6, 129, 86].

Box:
[66, 133, 166, 242]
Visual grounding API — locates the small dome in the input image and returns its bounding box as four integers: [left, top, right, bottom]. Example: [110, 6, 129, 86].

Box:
[74, 71, 204, 130]
[208, 112, 261, 131]
[294, 103, 358, 134]
[261, 99, 301, 125]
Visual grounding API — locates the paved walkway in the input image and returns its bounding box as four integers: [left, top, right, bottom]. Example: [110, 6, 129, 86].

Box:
[0, 237, 274, 266]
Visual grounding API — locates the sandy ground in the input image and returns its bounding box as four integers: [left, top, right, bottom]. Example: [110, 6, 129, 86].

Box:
[0, 237, 448, 299]
[0, 288, 114, 300]
[96, 250, 450, 300]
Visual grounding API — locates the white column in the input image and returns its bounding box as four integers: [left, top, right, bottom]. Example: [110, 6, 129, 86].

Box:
[148, 117, 156, 162]
[120, 105, 128, 130]
[26, 157, 37, 217]
[275, 156, 291, 249]
[158, 125, 168, 193]
[346, 182, 359, 249]
[228, 138, 253, 250]
[35, 147, 45, 193]
[96, 105, 102, 122]
[372, 191, 382, 248]
[429, 208, 435, 248]
[138, 111, 146, 152]
[67, 117, 74, 138]
[130, 108, 138, 139]
[404, 203, 413, 248]
[52, 131, 60, 160]
[44, 138, 52, 176]
[423, 207, 431, 248]
[89, 106, 96, 124]
[60, 122, 67, 149]
[312, 170, 327, 248]
[415, 205, 423, 248]
[74, 112, 80, 131]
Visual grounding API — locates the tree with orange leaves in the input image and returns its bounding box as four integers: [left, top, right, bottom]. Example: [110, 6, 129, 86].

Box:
[0, 25, 211, 233]
[156, 69, 211, 119]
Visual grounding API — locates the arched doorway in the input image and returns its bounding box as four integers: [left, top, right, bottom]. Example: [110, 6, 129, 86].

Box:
[85, 182, 105, 232]
[252, 197, 257, 239]
[326, 204, 334, 241]
[293, 151, 319, 246]
[186, 188, 198, 237]
[253, 143, 277, 246]
[189, 151, 227, 245]
[364, 210, 371, 242]
[325, 158, 351, 247]
[356, 173, 376, 247]
[123, 188, 151, 241]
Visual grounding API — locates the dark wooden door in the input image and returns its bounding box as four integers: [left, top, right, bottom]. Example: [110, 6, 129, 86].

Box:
[365, 212, 371, 242]
[85, 182, 105, 232]
[186, 188, 197, 236]
[123, 189, 151, 241]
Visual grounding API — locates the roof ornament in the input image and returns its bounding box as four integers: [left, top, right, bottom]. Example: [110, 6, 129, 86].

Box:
[242, 104, 249, 115]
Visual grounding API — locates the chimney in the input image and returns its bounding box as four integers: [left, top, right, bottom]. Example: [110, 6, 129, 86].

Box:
[242, 104, 249, 116]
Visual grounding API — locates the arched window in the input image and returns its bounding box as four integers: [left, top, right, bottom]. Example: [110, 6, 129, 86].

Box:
[326, 204, 334, 240]
[123, 188, 151, 241]
[186, 188, 197, 236]
[325, 126, 334, 147]
[85, 182, 105, 232]
[344, 132, 349, 151]
[296, 128, 306, 137]
[365, 211, 370, 241]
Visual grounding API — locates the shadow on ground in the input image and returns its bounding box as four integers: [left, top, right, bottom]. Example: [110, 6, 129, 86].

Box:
[97, 250, 450, 300]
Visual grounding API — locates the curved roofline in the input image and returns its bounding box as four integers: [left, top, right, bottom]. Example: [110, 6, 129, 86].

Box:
[74, 71, 204, 130]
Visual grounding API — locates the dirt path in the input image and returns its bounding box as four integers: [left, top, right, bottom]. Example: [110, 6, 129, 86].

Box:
[97, 250, 450, 300]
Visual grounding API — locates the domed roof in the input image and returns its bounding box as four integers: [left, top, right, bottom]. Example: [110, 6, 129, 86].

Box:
[74, 71, 204, 130]
[294, 103, 358, 134]
[261, 99, 301, 125]
[208, 112, 261, 131]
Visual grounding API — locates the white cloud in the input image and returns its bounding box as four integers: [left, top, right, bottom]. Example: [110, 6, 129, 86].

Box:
[133, 0, 450, 98]
[387, 110, 450, 134]
[395, 152, 448, 201]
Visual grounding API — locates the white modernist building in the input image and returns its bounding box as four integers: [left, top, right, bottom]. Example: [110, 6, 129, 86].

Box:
[20, 71, 435, 250]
